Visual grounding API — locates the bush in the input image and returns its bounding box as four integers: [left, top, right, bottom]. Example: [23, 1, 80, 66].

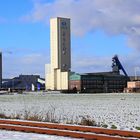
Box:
[80, 116, 97, 126]
[111, 124, 117, 129]
[136, 126, 140, 130]
[102, 124, 108, 128]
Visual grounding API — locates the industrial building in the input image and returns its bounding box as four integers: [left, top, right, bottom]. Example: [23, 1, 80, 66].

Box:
[124, 81, 140, 93]
[124, 76, 140, 93]
[2, 75, 45, 91]
[69, 55, 129, 93]
[45, 17, 130, 93]
[69, 72, 128, 93]
[45, 17, 71, 91]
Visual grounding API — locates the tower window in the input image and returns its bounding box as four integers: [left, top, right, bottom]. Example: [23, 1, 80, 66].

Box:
[62, 50, 66, 55]
[61, 21, 66, 26]
[63, 64, 67, 68]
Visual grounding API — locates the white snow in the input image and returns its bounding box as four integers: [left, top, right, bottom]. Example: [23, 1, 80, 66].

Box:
[0, 93, 140, 131]
[0, 130, 82, 140]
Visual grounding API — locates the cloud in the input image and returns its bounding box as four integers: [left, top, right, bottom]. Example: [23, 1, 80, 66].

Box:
[17, 0, 140, 76]
[71, 53, 140, 76]
[3, 51, 49, 78]
[72, 55, 111, 73]
[121, 53, 140, 76]
[4, 51, 139, 78]
[21, 54, 42, 64]
[20, 0, 140, 49]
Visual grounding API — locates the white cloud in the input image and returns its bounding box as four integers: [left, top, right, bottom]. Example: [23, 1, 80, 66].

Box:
[17, 0, 140, 76]
[121, 53, 140, 76]
[3, 52, 49, 78]
[72, 53, 140, 76]
[20, 0, 140, 49]
[72, 55, 111, 73]
[21, 54, 42, 64]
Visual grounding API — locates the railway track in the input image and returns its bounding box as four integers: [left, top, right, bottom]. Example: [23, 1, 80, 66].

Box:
[0, 119, 139, 140]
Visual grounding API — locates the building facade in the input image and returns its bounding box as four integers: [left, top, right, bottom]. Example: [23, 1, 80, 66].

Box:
[124, 81, 140, 93]
[46, 17, 71, 90]
[2, 75, 45, 91]
[69, 72, 128, 93]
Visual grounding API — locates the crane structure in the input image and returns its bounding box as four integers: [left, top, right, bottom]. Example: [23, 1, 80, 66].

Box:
[112, 55, 128, 77]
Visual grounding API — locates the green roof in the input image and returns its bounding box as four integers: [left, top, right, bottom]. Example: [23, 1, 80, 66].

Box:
[69, 73, 81, 80]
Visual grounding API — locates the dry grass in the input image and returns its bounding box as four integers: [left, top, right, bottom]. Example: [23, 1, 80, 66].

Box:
[0, 112, 98, 126]
[0, 113, 10, 119]
[0, 112, 121, 131]
[24, 112, 43, 121]
[0, 110, 103, 127]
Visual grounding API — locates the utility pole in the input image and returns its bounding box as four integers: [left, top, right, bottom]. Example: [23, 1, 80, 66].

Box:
[134, 67, 140, 81]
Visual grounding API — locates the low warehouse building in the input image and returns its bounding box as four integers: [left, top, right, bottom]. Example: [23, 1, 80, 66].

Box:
[69, 72, 128, 93]
[2, 75, 45, 91]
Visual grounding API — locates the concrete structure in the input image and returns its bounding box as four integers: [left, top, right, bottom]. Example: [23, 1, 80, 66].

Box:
[124, 81, 140, 93]
[69, 73, 81, 92]
[45, 17, 71, 90]
[127, 81, 140, 88]
[0, 52, 2, 88]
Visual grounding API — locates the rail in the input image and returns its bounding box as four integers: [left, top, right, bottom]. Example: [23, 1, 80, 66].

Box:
[0, 119, 139, 140]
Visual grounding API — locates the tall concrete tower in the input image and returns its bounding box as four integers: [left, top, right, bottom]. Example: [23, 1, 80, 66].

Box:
[45, 17, 71, 90]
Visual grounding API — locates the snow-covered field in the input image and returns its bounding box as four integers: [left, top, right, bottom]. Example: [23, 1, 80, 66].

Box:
[0, 93, 140, 131]
[0, 130, 82, 140]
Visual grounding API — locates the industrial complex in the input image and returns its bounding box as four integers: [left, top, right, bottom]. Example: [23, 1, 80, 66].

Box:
[68, 55, 129, 93]
[0, 17, 140, 93]
[44, 17, 133, 93]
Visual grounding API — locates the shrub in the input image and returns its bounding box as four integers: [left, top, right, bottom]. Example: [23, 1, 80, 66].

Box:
[80, 116, 97, 126]
[111, 124, 117, 129]
[136, 126, 140, 130]
[102, 124, 108, 128]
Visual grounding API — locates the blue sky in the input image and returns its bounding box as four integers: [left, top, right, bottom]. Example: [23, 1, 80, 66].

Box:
[0, 0, 140, 78]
